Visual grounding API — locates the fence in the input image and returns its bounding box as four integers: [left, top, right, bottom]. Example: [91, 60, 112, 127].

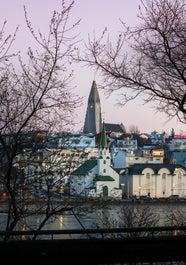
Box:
[0, 226, 186, 264]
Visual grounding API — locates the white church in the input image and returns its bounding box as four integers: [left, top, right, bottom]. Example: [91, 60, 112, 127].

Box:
[69, 123, 122, 198]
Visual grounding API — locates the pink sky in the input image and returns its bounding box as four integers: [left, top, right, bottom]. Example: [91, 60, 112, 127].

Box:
[1, 0, 186, 135]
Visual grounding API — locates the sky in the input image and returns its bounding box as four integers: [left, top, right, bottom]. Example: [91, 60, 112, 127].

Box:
[1, 0, 186, 135]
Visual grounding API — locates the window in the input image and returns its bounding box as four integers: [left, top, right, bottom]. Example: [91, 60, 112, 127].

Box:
[162, 173, 166, 195]
[146, 173, 150, 194]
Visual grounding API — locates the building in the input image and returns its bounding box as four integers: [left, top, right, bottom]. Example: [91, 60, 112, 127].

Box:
[70, 123, 122, 198]
[83, 80, 126, 136]
[83, 80, 102, 134]
[168, 150, 186, 167]
[105, 123, 126, 137]
[122, 163, 186, 199]
[169, 135, 186, 151]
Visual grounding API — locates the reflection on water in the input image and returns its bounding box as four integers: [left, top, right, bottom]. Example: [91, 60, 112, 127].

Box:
[0, 203, 186, 265]
[0, 202, 186, 239]
[21, 217, 26, 240]
[59, 215, 63, 230]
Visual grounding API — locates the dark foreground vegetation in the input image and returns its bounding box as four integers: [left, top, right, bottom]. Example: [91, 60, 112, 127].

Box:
[1, 227, 186, 265]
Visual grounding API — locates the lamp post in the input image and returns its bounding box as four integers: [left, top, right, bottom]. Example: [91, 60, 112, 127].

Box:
[138, 186, 142, 197]
[121, 183, 125, 199]
[58, 185, 64, 198]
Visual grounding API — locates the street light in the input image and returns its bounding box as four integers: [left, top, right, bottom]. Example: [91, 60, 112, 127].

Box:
[138, 186, 142, 197]
[121, 183, 125, 199]
[58, 185, 64, 198]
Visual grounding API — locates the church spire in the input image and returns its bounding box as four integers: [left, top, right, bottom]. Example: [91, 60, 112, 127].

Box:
[100, 122, 108, 149]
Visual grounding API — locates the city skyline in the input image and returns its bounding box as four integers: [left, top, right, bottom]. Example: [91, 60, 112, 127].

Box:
[1, 0, 185, 135]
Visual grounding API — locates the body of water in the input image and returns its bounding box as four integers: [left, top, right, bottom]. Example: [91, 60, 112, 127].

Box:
[1, 201, 186, 239]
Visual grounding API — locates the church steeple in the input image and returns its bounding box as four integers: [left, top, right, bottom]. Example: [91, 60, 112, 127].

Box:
[100, 122, 108, 149]
[83, 80, 102, 134]
[98, 121, 111, 175]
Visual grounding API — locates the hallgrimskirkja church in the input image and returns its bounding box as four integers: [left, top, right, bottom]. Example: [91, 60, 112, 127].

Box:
[83, 80, 126, 135]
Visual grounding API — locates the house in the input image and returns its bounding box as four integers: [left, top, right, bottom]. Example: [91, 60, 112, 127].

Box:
[111, 145, 165, 169]
[168, 135, 186, 151]
[69, 123, 122, 198]
[105, 123, 126, 137]
[169, 151, 186, 167]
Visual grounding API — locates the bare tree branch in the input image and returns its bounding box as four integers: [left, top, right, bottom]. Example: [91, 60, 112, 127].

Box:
[0, 0, 83, 236]
[75, 0, 186, 124]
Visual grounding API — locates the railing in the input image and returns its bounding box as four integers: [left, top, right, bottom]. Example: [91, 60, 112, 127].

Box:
[1, 226, 186, 264]
[0, 225, 186, 240]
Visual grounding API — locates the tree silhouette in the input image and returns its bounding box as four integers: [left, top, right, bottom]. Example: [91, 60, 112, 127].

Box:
[76, 0, 186, 124]
[0, 0, 83, 238]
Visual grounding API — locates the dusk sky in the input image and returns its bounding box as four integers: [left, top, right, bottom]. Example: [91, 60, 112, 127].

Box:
[1, 0, 186, 135]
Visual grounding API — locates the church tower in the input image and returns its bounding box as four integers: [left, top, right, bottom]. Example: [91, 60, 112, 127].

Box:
[98, 122, 111, 176]
[83, 80, 102, 134]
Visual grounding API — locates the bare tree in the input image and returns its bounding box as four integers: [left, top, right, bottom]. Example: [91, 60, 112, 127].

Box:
[0, 0, 83, 237]
[128, 125, 140, 134]
[92, 204, 160, 238]
[76, 0, 186, 124]
[0, 20, 18, 63]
